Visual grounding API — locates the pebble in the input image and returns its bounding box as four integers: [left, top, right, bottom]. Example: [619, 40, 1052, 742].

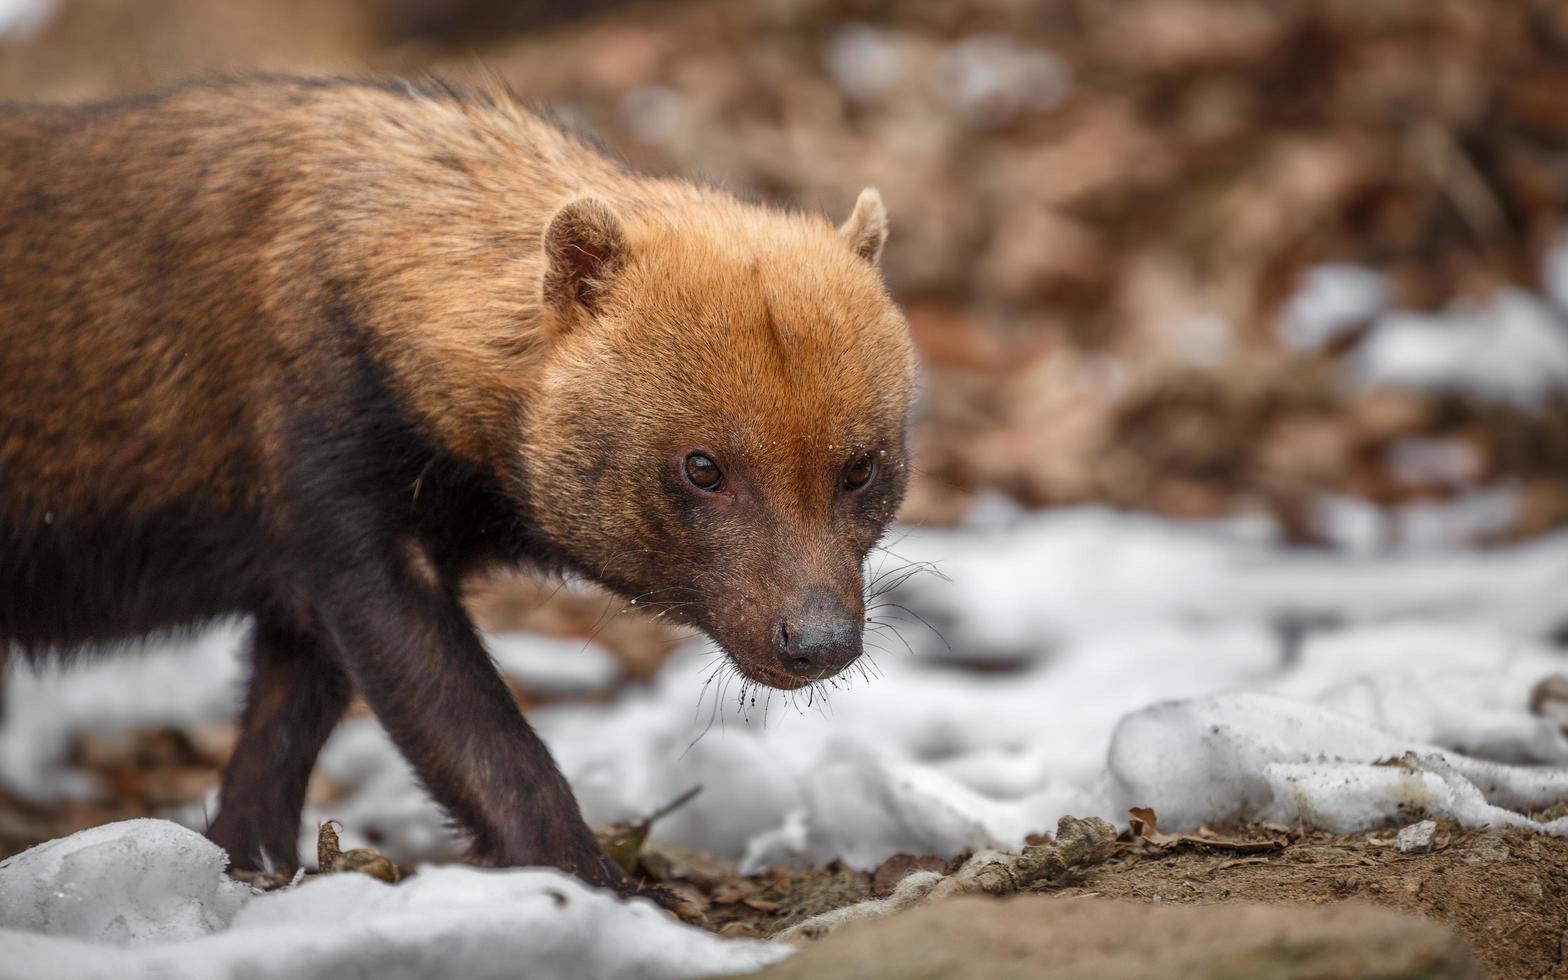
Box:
[1395, 820, 1437, 854]
[1466, 833, 1511, 864]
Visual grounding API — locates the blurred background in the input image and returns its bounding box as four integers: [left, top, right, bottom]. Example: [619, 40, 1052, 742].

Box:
[5, 0, 1568, 893]
[7, 0, 1568, 544]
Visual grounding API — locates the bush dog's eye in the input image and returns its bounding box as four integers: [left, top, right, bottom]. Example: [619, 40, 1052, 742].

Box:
[684, 452, 723, 492]
[843, 452, 877, 492]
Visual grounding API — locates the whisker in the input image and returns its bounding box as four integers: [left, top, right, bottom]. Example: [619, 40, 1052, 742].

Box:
[690, 659, 725, 727]
[866, 617, 916, 656]
[683, 659, 737, 757]
[866, 563, 946, 601]
[866, 603, 951, 654]
[865, 558, 945, 595]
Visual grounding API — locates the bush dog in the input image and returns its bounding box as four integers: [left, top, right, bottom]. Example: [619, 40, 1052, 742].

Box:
[0, 78, 915, 887]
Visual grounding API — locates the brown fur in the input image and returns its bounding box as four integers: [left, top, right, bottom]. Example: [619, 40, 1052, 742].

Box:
[0, 77, 915, 883]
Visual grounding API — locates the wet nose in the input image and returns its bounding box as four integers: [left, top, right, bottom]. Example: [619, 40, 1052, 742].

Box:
[773, 594, 861, 678]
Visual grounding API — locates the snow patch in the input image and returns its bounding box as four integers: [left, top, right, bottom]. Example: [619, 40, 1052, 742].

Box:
[1352, 289, 1568, 407]
[884, 508, 1568, 650]
[486, 631, 621, 695]
[0, 819, 248, 945]
[1279, 263, 1389, 353]
[1109, 692, 1568, 834]
[1311, 488, 1520, 553]
[0, 623, 247, 797]
[0, 820, 789, 980]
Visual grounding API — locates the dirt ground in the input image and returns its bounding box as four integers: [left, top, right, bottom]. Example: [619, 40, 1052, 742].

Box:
[1057, 824, 1568, 979]
[655, 821, 1568, 979]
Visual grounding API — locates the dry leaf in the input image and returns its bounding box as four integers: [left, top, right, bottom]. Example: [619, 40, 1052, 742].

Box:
[741, 897, 782, 912]
[595, 785, 703, 877]
[316, 820, 401, 883]
[1128, 807, 1284, 854]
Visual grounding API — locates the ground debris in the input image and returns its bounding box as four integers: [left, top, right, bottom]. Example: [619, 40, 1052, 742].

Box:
[775, 815, 1117, 943]
[1126, 806, 1286, 854]
[316, 820, 400, 883]
[699, 817, 1568, 976]
[595, 785, 702, 878]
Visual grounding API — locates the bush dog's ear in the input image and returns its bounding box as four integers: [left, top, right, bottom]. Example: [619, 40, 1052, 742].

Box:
[542, 196, 627, 330]
[838, 187, 888, 266]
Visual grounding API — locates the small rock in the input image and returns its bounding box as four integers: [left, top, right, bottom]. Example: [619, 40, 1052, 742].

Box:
[1054, 815, 1118, 867]
[1396, 820, 1437, 854]
[1015, 843, 1066, 882]
[1465, 833, 1510, 864]
[1529, 674, 1568, 724]
[1016, 815, 1116, 884]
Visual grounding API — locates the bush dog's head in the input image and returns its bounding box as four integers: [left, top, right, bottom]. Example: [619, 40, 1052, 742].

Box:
[526, 189, 915, 690]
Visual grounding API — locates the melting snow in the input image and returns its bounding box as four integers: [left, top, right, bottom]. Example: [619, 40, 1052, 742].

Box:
[1352, 289, 1568, 407]
[1279, 263, 1390, 354]
[4, 508, 1568, 975]
[0, 820, 787, 980]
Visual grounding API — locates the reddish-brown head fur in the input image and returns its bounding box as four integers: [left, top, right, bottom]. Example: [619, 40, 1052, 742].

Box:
[526, 190, 914, 689]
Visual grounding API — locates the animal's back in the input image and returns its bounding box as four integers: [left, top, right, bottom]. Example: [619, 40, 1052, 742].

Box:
[0, 93, 283, 648]
[0, 90, 290, 503]
[0, 78, 649, 650]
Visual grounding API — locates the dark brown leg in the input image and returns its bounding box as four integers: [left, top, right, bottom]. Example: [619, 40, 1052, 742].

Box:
[311, 565, 622, 888]
[207, 615, 351, 871]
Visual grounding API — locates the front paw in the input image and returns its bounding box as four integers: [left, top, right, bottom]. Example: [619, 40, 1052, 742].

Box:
[559, 838, 629, 891]
[618, 879, 708, 925]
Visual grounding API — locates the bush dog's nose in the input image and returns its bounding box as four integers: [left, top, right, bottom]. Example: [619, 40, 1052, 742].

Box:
[774, 591, 862, 678]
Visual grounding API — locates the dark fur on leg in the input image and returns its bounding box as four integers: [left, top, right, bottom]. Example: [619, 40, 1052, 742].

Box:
[207, 614, 351, 871]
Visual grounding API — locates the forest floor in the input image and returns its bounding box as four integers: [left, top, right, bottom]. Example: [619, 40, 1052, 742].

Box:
[632, 819, 1567, 978]
[8, 719, 1566, 976]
